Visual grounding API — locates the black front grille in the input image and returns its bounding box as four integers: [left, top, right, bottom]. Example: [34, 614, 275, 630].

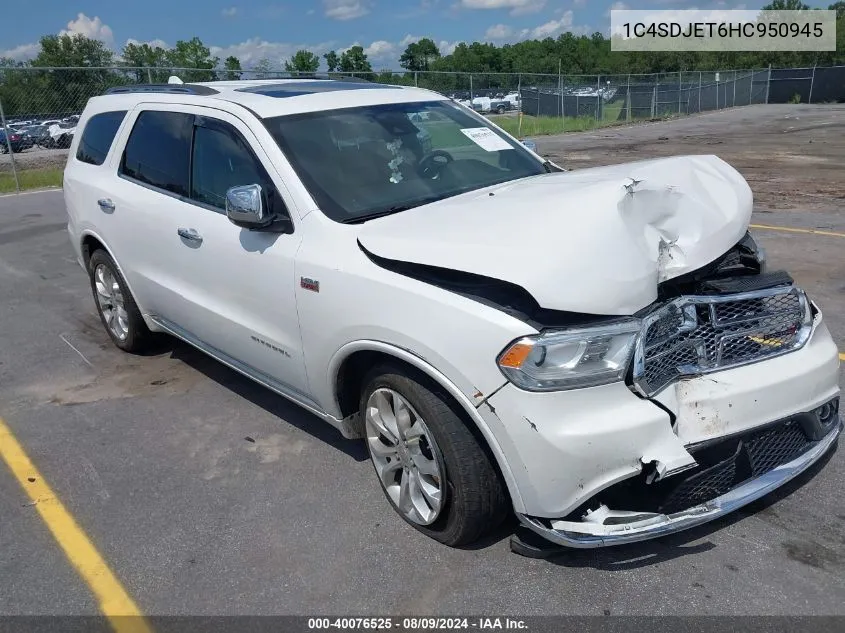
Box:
[746, 423, 811, 474]
[568, 417, 823, 520]
[657, 421, 813, 514]
[659, 445, 739, 514]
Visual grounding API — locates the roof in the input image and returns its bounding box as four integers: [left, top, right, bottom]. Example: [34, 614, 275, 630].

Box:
[96, 79, 446, 119]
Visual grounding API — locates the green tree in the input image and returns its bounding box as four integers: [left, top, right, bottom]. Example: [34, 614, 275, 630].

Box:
[829, 2, 845, 18]
[399, 38, 441, 71]
[252, 57, 273, 79]
[29, 34, 117, 114]
[223, 55, 242, 80]
[165, 37, 218, 82]
[122, 42, 169, 83]
[339, 46, 372, 74]
[285, 50, 320, 73]
[323, 50, 340, 72]
[761, 0, 810, 8]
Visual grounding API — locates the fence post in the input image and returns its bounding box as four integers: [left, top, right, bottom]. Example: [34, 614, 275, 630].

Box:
[626, 74, 631, 122]
[678, 71, 682, 114]
[765, 64, 771, 104]
[596, 75, 601, 121]
[732, 70, 737, 107]
[414, 71, 418, 87]
[698, 71, 702, 112]
[651, 84, 656, 118]
[808, 65, 816, 104]
[470, 74, 473, 100]
[0, 98, 21, 194]
[146, 67, 153, 83]
[749, 69, 754, 105]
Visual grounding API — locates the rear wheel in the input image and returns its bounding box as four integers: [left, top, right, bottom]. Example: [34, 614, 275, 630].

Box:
[361, 364, 509, 546]
[88, 249, 152, 353]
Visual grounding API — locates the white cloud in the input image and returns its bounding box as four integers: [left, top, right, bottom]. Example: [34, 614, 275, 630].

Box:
[364, 40, 397, 65]
[605, 1, 628, 17]
[324, 0, 371, 20]
[124, 38, 169, 50]
[526, 10, 574, 39]
[485, 24, 513, 40]
[221, 7, 238, 18]
[59, 13, 114, 45]
[438, 40, 459, 55]
[210, 37, 337, 67]
[400, 34, 424, 47]
[0, 42, 39, 61]
[458, 0, 546, 16]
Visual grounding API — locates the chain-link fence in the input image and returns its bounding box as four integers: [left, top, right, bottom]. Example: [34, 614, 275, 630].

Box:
[2, 64, 844, 190]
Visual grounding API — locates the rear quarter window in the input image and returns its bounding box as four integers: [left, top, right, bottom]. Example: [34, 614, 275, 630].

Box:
[120, 110, 193, 196]
[76, 111, 127, 166]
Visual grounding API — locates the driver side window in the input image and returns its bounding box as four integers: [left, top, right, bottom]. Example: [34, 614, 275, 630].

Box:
[190, 120, 274, 212]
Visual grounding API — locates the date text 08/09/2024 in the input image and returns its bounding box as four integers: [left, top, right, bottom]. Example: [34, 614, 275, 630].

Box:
[307, 618, 528, 630]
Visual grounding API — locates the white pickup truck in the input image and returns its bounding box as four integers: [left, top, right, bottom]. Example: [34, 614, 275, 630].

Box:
[63, 78, 841, 548]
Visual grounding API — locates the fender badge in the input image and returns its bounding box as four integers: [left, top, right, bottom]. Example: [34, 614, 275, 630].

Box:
[301, 277, 320, 292]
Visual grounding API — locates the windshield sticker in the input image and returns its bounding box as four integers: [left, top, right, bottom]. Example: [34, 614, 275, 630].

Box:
[460, 128, 512, 152]
[385, 139, 405, 183]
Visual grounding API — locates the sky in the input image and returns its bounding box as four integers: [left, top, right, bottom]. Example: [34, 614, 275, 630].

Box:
[0, 1, 834, 69]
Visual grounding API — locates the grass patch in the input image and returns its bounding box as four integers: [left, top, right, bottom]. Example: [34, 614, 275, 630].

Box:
[0, 167, 63, 193]
[496, 114, 629, 137]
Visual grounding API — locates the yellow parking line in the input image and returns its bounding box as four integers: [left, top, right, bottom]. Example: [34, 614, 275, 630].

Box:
[840, 353, 845, 361]
[0, 417, 152, 633]
[750, 224, 845, 238]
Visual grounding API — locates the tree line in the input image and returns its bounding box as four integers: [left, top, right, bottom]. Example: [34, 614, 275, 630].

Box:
[0, 0, 842, 116]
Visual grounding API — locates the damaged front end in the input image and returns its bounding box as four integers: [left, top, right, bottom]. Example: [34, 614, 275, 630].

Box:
[513, 238, 842, 548]
[519, 401, 841, 547]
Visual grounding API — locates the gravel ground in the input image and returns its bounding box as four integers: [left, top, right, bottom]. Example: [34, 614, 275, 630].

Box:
[0, 105, 843, 618]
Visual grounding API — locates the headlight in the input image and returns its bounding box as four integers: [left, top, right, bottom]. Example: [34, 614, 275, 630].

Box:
[497, 320, 641, 392]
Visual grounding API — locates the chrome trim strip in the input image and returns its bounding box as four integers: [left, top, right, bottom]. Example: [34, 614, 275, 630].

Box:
[149, 316, 356, 437]
[517, 420, 840, 549]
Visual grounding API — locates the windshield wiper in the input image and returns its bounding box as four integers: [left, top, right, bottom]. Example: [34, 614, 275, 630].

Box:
[342, 196, 444, 224]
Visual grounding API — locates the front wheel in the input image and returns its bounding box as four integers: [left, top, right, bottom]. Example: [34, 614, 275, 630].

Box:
[361, 365, 509, 546]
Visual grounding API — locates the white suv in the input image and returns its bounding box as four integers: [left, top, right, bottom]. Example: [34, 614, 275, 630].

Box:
[64, 78, 841, 548]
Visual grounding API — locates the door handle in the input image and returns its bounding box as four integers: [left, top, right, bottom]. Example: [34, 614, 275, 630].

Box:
[97, 198, 115, 212]
[177, 228, 203, 244]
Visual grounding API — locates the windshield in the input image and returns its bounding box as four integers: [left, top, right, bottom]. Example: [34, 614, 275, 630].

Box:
[264, 100, 545, 223]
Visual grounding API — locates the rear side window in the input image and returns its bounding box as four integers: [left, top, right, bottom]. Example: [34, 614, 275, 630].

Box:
[120, 111, 193, 196]
[76, 111, 127, 166]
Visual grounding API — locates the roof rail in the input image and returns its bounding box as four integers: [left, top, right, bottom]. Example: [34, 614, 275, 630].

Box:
[104, 84, 220, 96]
[290, 73, 373, 84]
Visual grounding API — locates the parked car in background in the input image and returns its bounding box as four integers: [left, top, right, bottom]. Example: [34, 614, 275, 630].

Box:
[0, 127, 35, 153]
[48, 121, 76, 149]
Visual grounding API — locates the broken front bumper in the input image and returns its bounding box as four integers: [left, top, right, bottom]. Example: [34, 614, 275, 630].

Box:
[517, 419, 841, 548]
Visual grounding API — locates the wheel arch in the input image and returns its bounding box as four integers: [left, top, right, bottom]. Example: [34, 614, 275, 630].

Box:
[79, 229, 156, 330]
[328, 340, 524, 511]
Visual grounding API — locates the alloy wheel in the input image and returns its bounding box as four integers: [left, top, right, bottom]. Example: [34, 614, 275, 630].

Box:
[365, 388, 446, 526]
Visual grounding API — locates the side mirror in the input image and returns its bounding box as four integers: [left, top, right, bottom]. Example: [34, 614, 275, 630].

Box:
[226, 184, 270, 229]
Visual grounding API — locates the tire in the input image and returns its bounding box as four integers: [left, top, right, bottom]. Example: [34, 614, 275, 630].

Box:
[496, 106, 506, 114]
[88, 249, 152, 353]
[360, 364, 509, 546]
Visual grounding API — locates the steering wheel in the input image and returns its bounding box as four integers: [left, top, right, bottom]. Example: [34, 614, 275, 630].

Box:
[418, 150, 454, 179]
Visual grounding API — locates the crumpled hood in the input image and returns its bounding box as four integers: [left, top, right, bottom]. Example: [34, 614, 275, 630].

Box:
[357, 154, 753, 315]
